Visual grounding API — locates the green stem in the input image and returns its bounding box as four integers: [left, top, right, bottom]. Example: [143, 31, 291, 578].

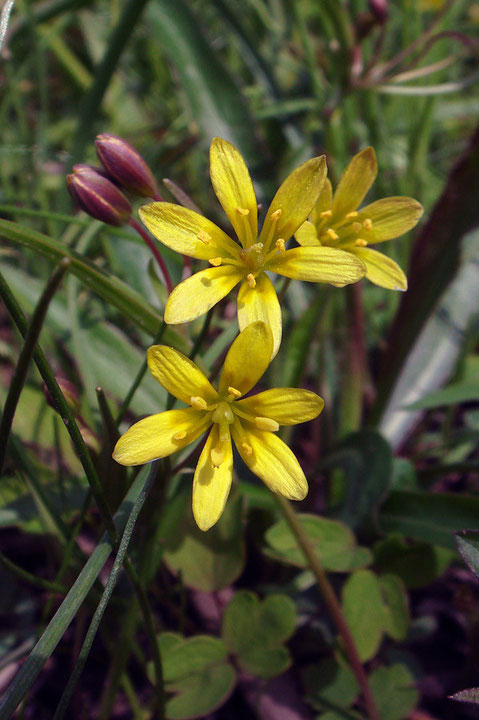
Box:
[0, 258, 70, 475]
[0, 552, 66, 595]
[339, 283, 366, 437]
[274, 495, 380, 720]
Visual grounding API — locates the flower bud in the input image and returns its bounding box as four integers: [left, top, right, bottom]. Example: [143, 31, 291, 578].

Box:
[67, 166, 131, 226]
[369, 0, 388, 22]
[95, 133, 158, 198]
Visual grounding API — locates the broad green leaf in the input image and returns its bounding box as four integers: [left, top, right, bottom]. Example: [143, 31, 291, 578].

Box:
[455, 531, 479, 579]
[222, 591, 296, 678]
[378, 491, 479, 549]
[406, 381, 479, 409]
[374, 535, 454, 588]
[163, 487, 245, 592]
[302, 659, 359, 711]
[265, 514, 372, 572]
[161, 636, 229, 683]
[342, 570, 384, 662]
[380, 574, 409, 641]
[369, 664, 419, 720]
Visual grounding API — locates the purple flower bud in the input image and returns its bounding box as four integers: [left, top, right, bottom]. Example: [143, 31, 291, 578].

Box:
[67, 166, 131, 226]
[95, 133, 159, 198]
[369, 0, 388, 22]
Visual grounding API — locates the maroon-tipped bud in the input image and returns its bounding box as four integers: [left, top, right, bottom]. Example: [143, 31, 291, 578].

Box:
[67, 166, 131, 226]
[43, 378, 81, 415]
[369, 0, 388, 22]
[95, 133, 158, 198]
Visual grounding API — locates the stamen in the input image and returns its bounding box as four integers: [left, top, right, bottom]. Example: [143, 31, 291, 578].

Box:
[355, 238, 368, 247]
[320, 209, 332, 219]
[346, 211, 358, 219]
[246, 273, 256, 288]
[228, 386, 242, 398]
[352, 222, 362, 234]
[173, 430, 187, 440]
[363, 218, 373, 230]
[254, 416, 280, 432]
[236, 207, 250, 216]
[197, 230, 211, 244]
[275, 238, 285, 253]
[241, 442, 253, 456]
[327, 228, 339, 241]
[270, 208, 282, 222]
[190, 396, 208, 410]
[208, 257, 222, 267]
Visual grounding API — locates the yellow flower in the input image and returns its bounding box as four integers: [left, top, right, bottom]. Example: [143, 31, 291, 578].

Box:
[295, 147, 424, 291]
[113, 322, 324, 531]
[139, 138, 366, 357]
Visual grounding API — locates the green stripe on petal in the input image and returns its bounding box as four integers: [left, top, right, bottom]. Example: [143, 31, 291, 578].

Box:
[113, 408, 210, 465]
[231, 420, 308, 500]
[236, 388, 324, 426]
[267, 246, 366, 285]
[147, 345, 218, 405]
[164, 266, 242, 324]
[139, 202, 240, 260]
[331, 147, 377, 222]
[237, 273, 282, 358]
[219, 321, 273, 396]
[352, 247, 408, 290]
[192, 424, 233, 531]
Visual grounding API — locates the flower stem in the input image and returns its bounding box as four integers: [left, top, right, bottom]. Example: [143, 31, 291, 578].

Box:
[273, 495, 380, 720]
[129, 217, 173, 294]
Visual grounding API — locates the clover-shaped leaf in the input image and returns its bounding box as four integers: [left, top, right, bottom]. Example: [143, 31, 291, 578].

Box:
[222, 591, 296, 678]
[369, 664, 419, 720]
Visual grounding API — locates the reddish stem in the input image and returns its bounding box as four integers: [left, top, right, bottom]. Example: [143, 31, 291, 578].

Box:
[129, 217, 173, 294]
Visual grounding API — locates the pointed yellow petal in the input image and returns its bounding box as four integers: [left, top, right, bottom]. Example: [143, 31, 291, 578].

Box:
[258, 156, 327, 250]
[231, 420, 307, 500]
[210, 137, 258, 248]
[236, 388, 324, 426]
[113, 409, 209, 465]
[192, 425, 233, 531]
[219, 321, 273, 396]
[352, 247, 408, 290]
[312, 178, 333, 226]
[331, 147, 377, 222]
[237, 273, 282, 359]
[139, 203, 240, 260]
[165, 266, 242, 324]
[267, 246, 366, 285]
[355, 197, 424, 242]
[295, 220, 320, 247]
[147, 345, 218, 406]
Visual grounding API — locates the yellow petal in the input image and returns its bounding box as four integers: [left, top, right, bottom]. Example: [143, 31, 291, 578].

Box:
[219, 321, 273, 396]
[147, 345, 218, 406]
[267, 246, 366, 285]
[236, 388, 324, 426]
[210, 137, 258, 248]
[352, 247, 407, 290]
[295, 220, 320, 247]
[139, 203, 240, 260]
[331, 147, 377, 222]
[231, 420, 307, 500]
[258, 156, 327, 251]
[113, 409, 209, 465]
[311, 178, 333, 227]
[192, 425, 233, 531]
[237, 273, 282, 359]
[355, 197, 424, 242]
[165, 266, 242, 324]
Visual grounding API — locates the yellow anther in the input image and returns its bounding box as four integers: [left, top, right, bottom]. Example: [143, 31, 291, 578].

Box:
[270, 209, 282, 222]
[208, 257, 222, 267]
[254, 416, 280, 432]
[247, 273, 256, 289]
[173, 430, 187, 441]
[190, 396, 208, 410]
[355, 238, 368, 247]
[197, 230, 211, 244]
[352, 222, 362, 234]
[320, 209, 332, 218]
[327, 228, 339, 241]
[275, 238, 285, 253]
[241, 442, 253, 456]
[363, 218, 373, 230]
[236, 207, 250, 216]
[227, 386, 242, 398]
[346, 211, 358, 219]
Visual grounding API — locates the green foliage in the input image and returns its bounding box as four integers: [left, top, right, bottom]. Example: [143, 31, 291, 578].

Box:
[455, 531, 479, 580]
[369, 664, 419, 720]
[374, 535, 454, 588]
[303, 658, 359, 712]
[222, 590, 296, 678]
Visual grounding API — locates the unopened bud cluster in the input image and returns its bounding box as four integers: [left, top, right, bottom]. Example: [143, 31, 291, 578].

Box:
[67, 134, 159, 226]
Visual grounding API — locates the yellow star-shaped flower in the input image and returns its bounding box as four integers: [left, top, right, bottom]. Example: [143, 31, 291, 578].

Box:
[139, 138, 366, 357]
[113, 322, 324, 531]
[295, 147, 424, 291]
